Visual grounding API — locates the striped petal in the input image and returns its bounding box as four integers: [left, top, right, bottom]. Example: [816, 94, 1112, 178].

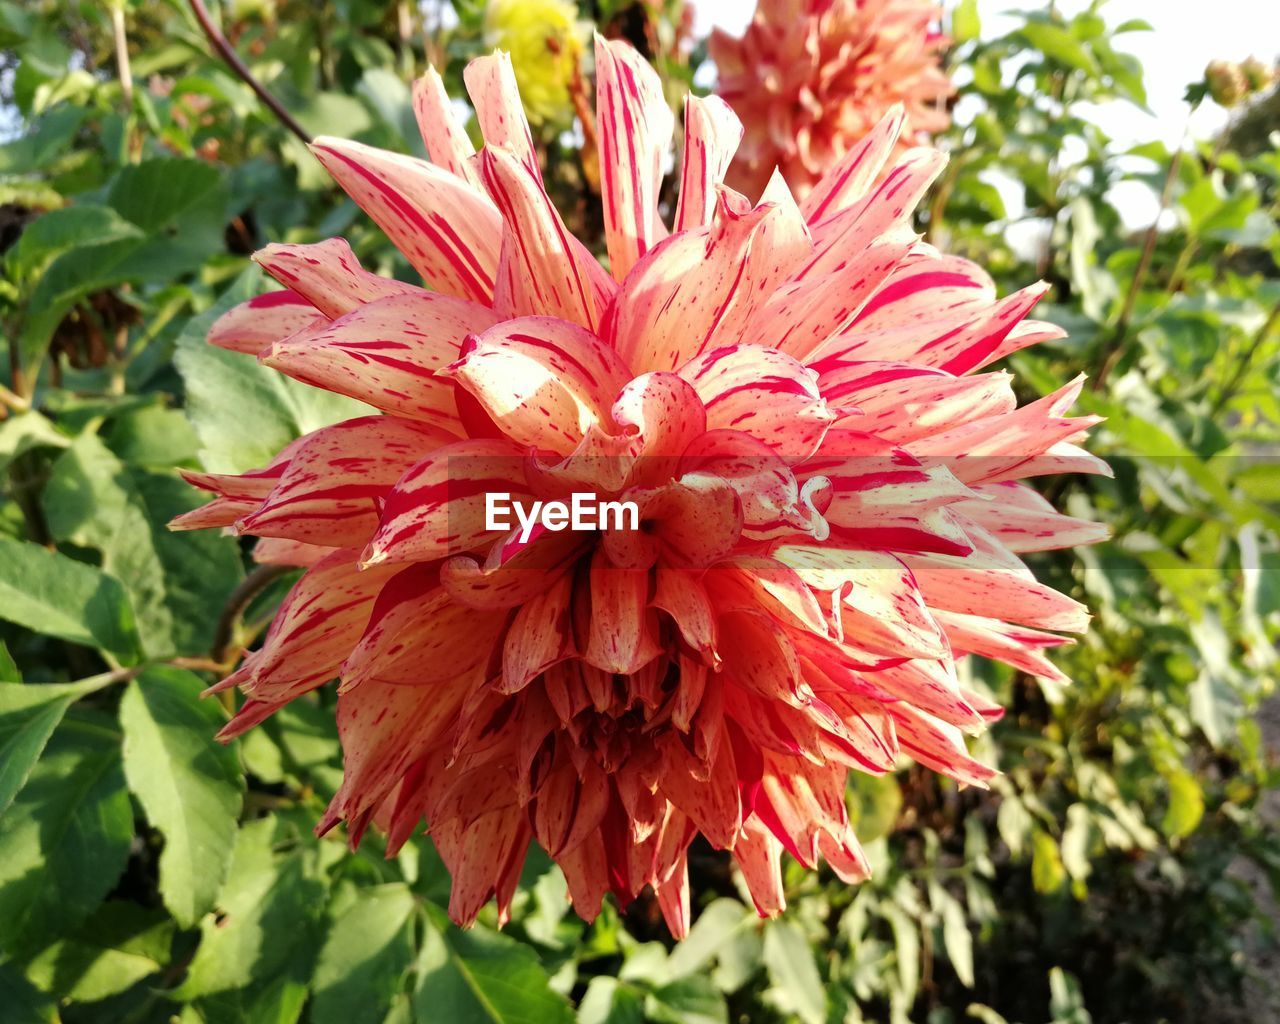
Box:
[262, 291, 499, 430]
[252, 238, 421, 319]
[673, 95, 742, 233]
[208, 289, 322, 356]
[311, 136, 501, 303]
[464, 50, 542, 186]
[413, 65, 480, 187]
[594, 35, 675, 279]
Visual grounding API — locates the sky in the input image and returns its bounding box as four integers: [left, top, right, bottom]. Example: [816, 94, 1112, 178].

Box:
[693, 0, 1280, 227]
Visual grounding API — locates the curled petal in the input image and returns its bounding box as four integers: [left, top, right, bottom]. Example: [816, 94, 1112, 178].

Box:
[464, 51, 542, 186]
[253, 238, 421, 319]
[673, 95, 743, 233]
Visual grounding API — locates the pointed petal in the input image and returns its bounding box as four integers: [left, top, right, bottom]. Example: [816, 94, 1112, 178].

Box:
[800, 105, 906, 223]
[208, 289, 322, 356]
[478, 147, 616, 331]
[310, 136, 500, 303]
[413, 65, 480, 187]
[464, 51, 543, 186]
[262, 291, 499, 429]
[673, 95, 742, 233]
[594, 35, 676, 279]
[253, 238, 421, 319]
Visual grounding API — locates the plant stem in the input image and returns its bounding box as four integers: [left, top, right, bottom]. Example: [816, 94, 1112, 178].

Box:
[187, 0, 312, 147]
[211, 563, 290, 665]
[1211, 302, 1280, 416]
[111, 3, 133, 109]
[1093, 143, 1184, 391]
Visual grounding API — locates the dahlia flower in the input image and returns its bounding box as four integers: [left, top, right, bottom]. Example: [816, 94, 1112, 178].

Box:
[710, 0, 952, 200]
[175, 39, 1106, 936]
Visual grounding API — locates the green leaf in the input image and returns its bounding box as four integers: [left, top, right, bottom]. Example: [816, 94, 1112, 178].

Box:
[22, 900, 173, 1002]
[0, 675, 118, 815]
[0, 410, 69, 476]
[412, 906, 575, 1024]
[666, 898, 761, 993]
[1160, 767, 1205, 839]
[935, 888, 975, 988]
[644, 976, 728, 1024]
[175, 270, 373, 474]
[175, 816, 329, 998]
[311, 884, 416, 1024]
[105, 157, 229, 281]
[761, 919, 825, 1024]
[5, 204, 142, 280]
[1030, 830, 1066, 894]
[577, 977, 645, 1024]
[120, 668, 244, 928]
[44, 429, 244, 657]
[0, 536, 141, 662]
[0, 713, 133, 952]
[1020, 22, 1100, 75]
[0, 959, 58, 1023]
[0, 643, 18, 683]
[952, 0, 980, 44]
[44, 432, 176, 658]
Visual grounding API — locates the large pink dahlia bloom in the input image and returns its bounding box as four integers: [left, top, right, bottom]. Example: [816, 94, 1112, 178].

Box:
[710, 0, 952, 201]
[176, 40, 1106, 936]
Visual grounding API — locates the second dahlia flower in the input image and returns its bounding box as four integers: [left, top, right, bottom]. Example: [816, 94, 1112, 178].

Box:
[710, 0, 952, 200]
[176, 40, 1106, 936]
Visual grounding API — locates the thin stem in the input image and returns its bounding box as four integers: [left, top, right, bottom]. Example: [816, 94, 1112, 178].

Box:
[1211, 303, 1280, 417]
[0, 381, 29, 413]
[211, 563, 291, 665]
[1093, 143, 1184, 391]
[187, 0, 312, 147]
[111, 4, 133, 108]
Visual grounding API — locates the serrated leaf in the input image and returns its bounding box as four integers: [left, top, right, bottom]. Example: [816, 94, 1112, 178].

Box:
[0, 959, 58, 1023]
[761, 919, 825, 1024]
[311, 884, 416, 1024]
[6, 203, 142, 280]
[120, 668, 244, 928]
[175, 269, 373, 474]
[0, 535, 142, 662]
[412, 906, 574, 1024]
[644, 975, 728, 1024]
[0, 674, 118, 815]
[175, 816, 329, 998]
[0, 713, 133, 953]
[22, 900, 173, 1002]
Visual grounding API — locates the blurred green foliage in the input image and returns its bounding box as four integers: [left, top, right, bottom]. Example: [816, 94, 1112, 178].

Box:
[0, 1, 1278, 1023]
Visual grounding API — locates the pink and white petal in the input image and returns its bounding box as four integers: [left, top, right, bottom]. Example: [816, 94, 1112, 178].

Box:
[603, 474, 743, 570]
[412, 65, 480, 187]
[310, 136, 500, 303]
[673, 94, 742, 233]
[463, 51, 542, 186]
[677, 345, 834, 463]
[502, 571, 577, 693]
[252, 537, 333, 567]
[745, 239, 915, 359]
[609, 372, 707, 488]
[901, 547, 1090, 633]
[608, 189, 811, 373]
[240, 416, 452, 547]
[848, 253, 995, 335]
[800, 105, 906, 224]
[236, 549, 401, 703]
[584, 552, 663, 674]
[953, 482, 1110, 553]
[441, 526, 584, 610]
[705, 557, 829, 637]
[890, 703, 996, 788]
[478, 147, 616, 332]
[679, 429, 800, 530]
[594, 35, 676, 279]
[775, 546, 948, 659]
[252, 238, 422, 319]
[441, 315, 631, 456]
[262, 291, 499, 429]
[208, 289, 322, 356]
[341, 567, 505, 690]
[733, 816, 786, 916]
[933, 609, 1072, 685]
[363, 437, 531, 566]
[651, 567, 718, 659]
